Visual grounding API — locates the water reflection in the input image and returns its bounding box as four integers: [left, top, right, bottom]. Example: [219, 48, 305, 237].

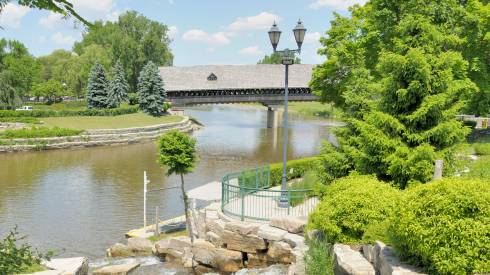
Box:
[0, 105, 339, 258]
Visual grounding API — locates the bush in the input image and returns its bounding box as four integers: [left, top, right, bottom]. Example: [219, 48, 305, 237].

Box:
[0, 127, 83, 139]
[473, 143, 490, 155]
[128, 93, 138, 105]
[389, 178, 490, 274]
[270, 157, 319, 186]
[305, 237, 334, 275]
[316, 142, 352, 184]
[0, 106, 139, 118]
[163, 101, 172, 112]
[0, 227, 52, 274]
[308, 174, 399, 244]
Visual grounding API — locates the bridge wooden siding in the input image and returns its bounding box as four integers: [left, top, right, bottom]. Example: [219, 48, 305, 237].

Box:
[159, 64, 316, 106]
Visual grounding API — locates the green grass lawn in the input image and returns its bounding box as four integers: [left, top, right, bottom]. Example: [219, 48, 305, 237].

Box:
[41, 113, 184, 130]
[288, 101, 342, 118]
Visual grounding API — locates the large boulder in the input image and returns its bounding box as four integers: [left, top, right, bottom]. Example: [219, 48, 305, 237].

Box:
[333, 244, 375, 275]
[92, 263, 140, 275]
[192, 239, 217, 266]
[206, 218, 226, 237]
[267, 241, 294, 264]
[374, 241, 426, 275]
[246, 253, 269, 268]
[43, 257, 88, 275]
[206, 231, 223, 247]
[106, 243, 134, 258]
[127, 237, 153, 253]
[222, 230, 267, 253]
[258, 225, 287, 241]
[154, 236, 191, 259]
[225, 221, 260, 235]
[282, 233, 305, 248]
[191, 239, 243, 273]
[270, 217, 306, 234]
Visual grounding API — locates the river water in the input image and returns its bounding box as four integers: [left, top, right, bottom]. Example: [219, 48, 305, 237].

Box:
[0, 105, 340, 258]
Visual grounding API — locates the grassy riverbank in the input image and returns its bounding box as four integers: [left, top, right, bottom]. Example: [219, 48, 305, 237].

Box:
[288, 102, 341, 118]
[41, 113, 183, 130]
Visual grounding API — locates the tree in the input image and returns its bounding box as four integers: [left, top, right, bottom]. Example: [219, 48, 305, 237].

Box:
[74, 11, 173, 91]
[157, 130, 198, 242]
[107, 60, 129, 108]
[258, 52, 301, 64]
[0, 73, 20, 110]
[32, 79, 64, 104]
[312, 0, 476, 188]
[0, 0, 90, 26]
[137, 61, 166, 116]
[86, 62, 108, 109]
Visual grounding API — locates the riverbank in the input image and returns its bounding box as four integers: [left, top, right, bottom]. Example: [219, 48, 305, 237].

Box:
[0, 116, 197, 153]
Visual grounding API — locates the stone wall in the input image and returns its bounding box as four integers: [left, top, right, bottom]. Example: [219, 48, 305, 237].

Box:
[0, 117, 195, 153]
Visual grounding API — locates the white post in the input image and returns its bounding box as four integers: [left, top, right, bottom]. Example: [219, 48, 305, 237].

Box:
[433, 159, 443, 180]
[143, 171, 148, 228]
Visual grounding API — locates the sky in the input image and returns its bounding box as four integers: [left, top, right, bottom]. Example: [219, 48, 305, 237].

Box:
[0, 0, 365, 66]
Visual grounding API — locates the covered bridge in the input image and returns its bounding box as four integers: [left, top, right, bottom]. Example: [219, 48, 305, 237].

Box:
[159, 64, 316, 106]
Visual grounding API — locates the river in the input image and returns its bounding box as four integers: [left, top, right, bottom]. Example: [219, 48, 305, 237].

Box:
[0, 105, 340, 258]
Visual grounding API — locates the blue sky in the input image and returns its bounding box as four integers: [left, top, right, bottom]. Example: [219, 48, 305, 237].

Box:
[0, 0, 365, 66]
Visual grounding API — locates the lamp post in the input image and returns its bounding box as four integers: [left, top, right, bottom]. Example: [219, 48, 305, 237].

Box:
[268, 20, 306, 208]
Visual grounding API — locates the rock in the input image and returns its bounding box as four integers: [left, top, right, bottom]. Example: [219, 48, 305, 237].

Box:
[43, 257, 88, 275]
[206, 231, 223, 247]
[374, 241, 426, 275]
[246, 253, 269, 268]
[127, 237, 153, 253]
[206, 218, 225, 237]
[154, 236, 191, 259]
[333, 244, 375, 275]
[107, 243, 134, 258]
[288, 248, 307, 275]
[191, 239, 243, 273]
[267, 241, 294, 264]
[362, 245, 375, 264]
[282, 233, 305, 248]
[225, 221, 260, 235]
[92, 263, 140, 275]
[270, 217, 306, 234]
[215, 248, 244, 273]
[194, 264, 216, 275]
[222, 229, 267, 253]
[257, 225, 287, 241]
[306, 229, 323, 240]
[192, 239, 217, 266]
[25, 271, 63, 275]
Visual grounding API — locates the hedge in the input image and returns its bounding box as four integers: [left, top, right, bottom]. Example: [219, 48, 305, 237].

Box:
[270, 157, 319, 186]
[308, 174, 399, 244]
[0, 117, 40, 123]
[0, 106, 139, 118]
[389, 178, 490, 274]
[0, 127, 84, 139]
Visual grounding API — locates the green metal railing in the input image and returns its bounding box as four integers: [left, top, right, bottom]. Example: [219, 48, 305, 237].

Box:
[221, 165, 317, 221]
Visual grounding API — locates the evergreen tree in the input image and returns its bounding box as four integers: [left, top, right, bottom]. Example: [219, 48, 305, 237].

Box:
[137, 61, 166, 116]
[86, 62, 109, 109]
[107, 61, 129, 108]
[312, 0, 477, 188]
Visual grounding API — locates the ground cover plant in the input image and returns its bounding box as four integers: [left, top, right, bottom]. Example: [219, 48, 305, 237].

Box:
[305, 237, 333, 275]
[0, 127, 83, 139]
[0, 106, 139, 118]
[389, 178, 490, 274]
[0, 117, 40, 123]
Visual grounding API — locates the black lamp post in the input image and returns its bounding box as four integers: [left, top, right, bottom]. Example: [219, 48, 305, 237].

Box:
[268, 20, 306, 208]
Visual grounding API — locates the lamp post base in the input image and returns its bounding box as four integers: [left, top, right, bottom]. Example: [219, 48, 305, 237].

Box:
[277, 196, 289, 208]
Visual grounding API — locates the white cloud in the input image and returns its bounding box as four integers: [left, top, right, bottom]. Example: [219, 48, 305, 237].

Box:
[182, 29, 230, 45]
[168, 25, 179, 40]
[207, 47, 216, 53]
[0, 3, 30, 29]
[227, 12, 281, 31]
[51, 32, 77, 46]
[304, 32, 321, 44]
[71, 0, 116, 21]
[168, 0, 174, 4]
[39, 12, 64, 29]
[309, 0, 367, 10]
[240, 46, 263, 56]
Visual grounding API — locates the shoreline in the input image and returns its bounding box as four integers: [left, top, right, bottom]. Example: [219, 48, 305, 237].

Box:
[0, 116, 199, 153]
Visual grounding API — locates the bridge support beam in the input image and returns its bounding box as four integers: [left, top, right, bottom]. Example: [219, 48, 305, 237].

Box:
[266, 106, 279, 128]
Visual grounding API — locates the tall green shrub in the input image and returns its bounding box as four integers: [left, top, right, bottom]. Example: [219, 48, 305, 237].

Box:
[107, 60, 129, 108]
[389, 178, 490, 274]
[137, 61, 166, 116]
[308, 174, 399, 244]
[86, 62, 109, 109]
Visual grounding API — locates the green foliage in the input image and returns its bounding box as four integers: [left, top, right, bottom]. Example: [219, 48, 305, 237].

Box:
[157, 130, 197, 176]
[270, 157, 319, 186]
[389, 178, 490, 274]
[315, 142, 351, 184]
[32, 79, 64, 104]
[0, 73, 20, 110]
[473, 143, 490, 155]
[86, 62, 109, 109]
[163, 101, 172, 112]
[6, 0, 90, 25]
[288, 171, 318, 207]
[0, 127, 83, 139]
[0, 227, 52, 274]
[305, 237, 334, 275]
[308, 174, 399, 244]
[74, 11, 173, 91]
[0, 106, 138, 118]
[137, 61, 166, 116]
[0, 117, 40, 123]
[464, 155, 490, 179]
[257, 52, 301, 64]
[107, 60, 129, 108]
[463, 120, 477, 129]
[127, 93, 138, 105]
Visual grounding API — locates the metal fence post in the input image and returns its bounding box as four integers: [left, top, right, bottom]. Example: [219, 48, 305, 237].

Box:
[154, 206, 160, 237]
[143, 171, 148, 228]
[240, 187, 245, 221]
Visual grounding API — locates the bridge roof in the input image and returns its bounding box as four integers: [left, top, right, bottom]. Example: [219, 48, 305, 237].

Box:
[159, 64, 315, 91]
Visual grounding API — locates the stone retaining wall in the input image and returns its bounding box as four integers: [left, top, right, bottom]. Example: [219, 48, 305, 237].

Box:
[0, 117, 195, 153]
